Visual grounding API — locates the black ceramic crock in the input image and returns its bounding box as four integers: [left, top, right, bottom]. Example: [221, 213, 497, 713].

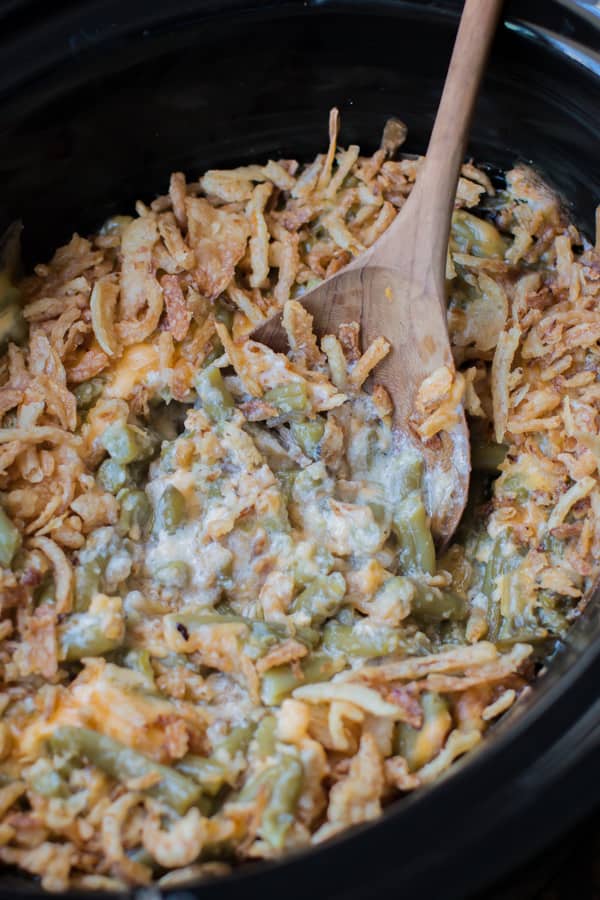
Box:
[0, 1, 599, 898]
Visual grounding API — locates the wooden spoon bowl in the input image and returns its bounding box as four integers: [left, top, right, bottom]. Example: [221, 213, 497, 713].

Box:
[254, 0, 504, 546]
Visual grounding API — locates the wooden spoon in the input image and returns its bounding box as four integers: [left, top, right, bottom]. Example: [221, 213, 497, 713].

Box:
[253, 0, 504, 544]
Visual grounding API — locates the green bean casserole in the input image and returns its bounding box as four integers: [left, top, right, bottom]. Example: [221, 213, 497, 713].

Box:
[0, 110, 598, 891]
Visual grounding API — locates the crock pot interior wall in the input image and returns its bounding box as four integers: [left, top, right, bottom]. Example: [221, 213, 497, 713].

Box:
[0, 2, 600, 899]
[1, 0, 600, 263]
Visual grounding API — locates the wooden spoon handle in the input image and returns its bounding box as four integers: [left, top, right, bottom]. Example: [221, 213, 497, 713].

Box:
[373, 0, 504, 296]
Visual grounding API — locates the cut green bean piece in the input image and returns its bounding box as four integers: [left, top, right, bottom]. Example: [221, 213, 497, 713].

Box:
[482, 538, 503, 641]
[167, 612, 319, 655]
[261, 653, 345, 706]
[393, 492, 435, 575]
[497, 474, 529, 501]
[195, 366, 234, 422]
[265, 382, 309, 415]
[117, 489, 153, 540]
[291, 572, 346, 625]
[290, 418, 324, 458]
[153, 561, 190, 588]
[59, 612, 124, 661]
[156, 485, 187, 534]
[237, 756, 303, 848]
[101, 422, 158, 465]
[122, 649, 155, 686]
[177, 723, 255, 796]
[245, 620, 319, 661]
[97, 459, 130, 494]
[74, 559, 103, 611]
[254, 715, 277, 759]
[0, 506, 21, 568]
[451, 210, 507, 259]
[261, 756, 303, 848]
[394, 692, 451, 772]
[176, 756, 226, 796]
[410, 582, 467, 623]
[74, 378, 105, 411]
[29, 768, 69, 799]
[218, 722, 256, 758]
[48, 726, 202, 814]
[384, 453, 424, 498]
[323, 622, 400, 658]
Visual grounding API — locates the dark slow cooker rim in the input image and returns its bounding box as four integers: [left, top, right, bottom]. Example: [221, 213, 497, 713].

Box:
[0, 2, 599, 898]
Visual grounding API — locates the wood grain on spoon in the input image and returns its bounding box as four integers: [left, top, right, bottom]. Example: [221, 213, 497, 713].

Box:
[253, 0, 504, 544]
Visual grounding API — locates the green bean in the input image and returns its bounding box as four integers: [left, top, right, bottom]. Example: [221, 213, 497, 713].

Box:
[374, 575, 414, 614]
[101, 422, 158, 465]
[74, 559, 102, 611]
[481, 538, 503, 640]
[451, 210, 507, 259]
[394, 692, 451, 772]
[385, 453, 424, 498]
[153, 561, 190, 588]
[497, 474, 529, 501]
[167, 612, 319, 666]
[292, 546, 335, 590]
[253, 715, 277, 759]
[160, 441, 178, 474]
[410, 582, 467, 623]
[261, 756, 303, 848]
[97, 459, 130, 494]
[59, 612, 124, 661]
[156, 484, 187, 534]
[122, 649, 155, 686]
[392, 492, 435, 575]
[323, 622, 400, 658]
[176, 723, 255, 796]
[49, 726, 202, 815]
[176, 756, 226, 796]
[260, 653, 345, 706]
[367, 500, 388, 526]
[291, 573, 346, 625]
[265, 382, 309, 415]
[195, 366, 234, 422]
[117, 489, 153, 540]
[74, 378, 105, 411]
[245, 620, 319, 661]
[29, 768, 68, 799]
[156, 485, 186, 534]
[290, 418, 324, 458]
[0, 506, 21, 568]
[218, 722, 256, 759]
[237, 756, 303, 848]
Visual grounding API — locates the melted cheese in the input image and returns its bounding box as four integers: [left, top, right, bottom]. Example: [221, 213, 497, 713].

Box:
[107, 341, 162, 399]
